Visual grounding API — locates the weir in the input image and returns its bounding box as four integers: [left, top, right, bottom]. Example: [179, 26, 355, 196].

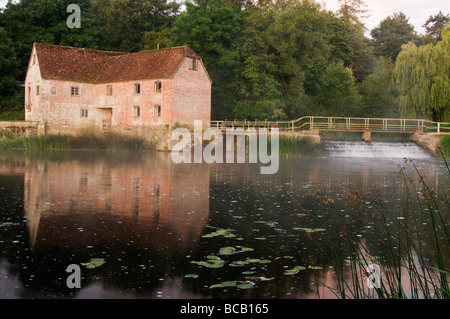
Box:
[322, 140, 433, 159]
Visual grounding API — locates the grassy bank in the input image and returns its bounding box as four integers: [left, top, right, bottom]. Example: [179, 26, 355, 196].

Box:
[0, 132, 154, 151]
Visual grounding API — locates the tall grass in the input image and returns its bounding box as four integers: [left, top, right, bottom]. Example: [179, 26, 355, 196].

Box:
[313, 152, 450, 299]
[440, 135, 450, 158]
[0, 132, 153, 151]
[278, 134, 321, 157]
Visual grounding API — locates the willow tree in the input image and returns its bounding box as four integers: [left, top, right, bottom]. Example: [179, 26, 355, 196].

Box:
[392, 26, 450, 122]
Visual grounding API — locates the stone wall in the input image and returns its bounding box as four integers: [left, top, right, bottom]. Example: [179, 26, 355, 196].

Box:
[410, 131, 443, 153]
[0, 121, 40, 137]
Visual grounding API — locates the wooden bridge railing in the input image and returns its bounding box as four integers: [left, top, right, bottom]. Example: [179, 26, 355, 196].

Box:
[210, 117, 450, 134]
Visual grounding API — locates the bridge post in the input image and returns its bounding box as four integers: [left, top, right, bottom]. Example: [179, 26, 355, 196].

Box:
[362, 131, 371, 143]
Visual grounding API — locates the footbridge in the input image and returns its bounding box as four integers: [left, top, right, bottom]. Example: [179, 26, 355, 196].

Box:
[210, 116, 450, 148]
[211, 116, 450, 135]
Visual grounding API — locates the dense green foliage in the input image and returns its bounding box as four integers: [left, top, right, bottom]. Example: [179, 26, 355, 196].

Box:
[392, 26, 450, 121]
[0, 0, 448, 121]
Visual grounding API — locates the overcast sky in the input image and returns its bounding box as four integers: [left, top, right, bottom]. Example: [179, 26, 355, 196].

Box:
[1, 0, 449, 35]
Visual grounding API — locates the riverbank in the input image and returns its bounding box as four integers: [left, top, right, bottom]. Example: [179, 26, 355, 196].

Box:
[0, 132, 153, 151]
[0, 131, 322, 157]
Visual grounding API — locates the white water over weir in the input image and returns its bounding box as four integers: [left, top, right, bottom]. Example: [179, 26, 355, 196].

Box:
[322, 140, 433, 159]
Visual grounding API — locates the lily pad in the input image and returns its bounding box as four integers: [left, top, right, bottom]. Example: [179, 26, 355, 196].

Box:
[202, 228, 236, 238]
[284, 266, 306, 276]
[308, 266, 323, 270]
[210, 281, 237, 288]
[185, 274, 199, 278]
[293, 227, 325, 233]
[81, 258, 105, 269]
[229, 258, 271, 267]
[237, 283, 254, 289]
[191, 258, 225, 269]
[219, 246, 237, 255]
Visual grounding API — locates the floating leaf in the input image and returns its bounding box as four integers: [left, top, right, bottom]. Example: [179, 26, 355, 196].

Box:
[293, 227, 325, 233]
[210, 281, 237, 288]
[191, 257, 225, 269]
[202, 228, 236, 239]
[219, 246, 236, 255]
[284, 266, 306, 276]
[241, 247, 254, 252]
[229, 258, 271, 267]
[0, 222, 14, 227]
[81, 258, 105, 269]
[308, 266, 323, 270]
[185, 274, 198, 278]
[237, 283, 254, 289]
[242, 271, 255, 275]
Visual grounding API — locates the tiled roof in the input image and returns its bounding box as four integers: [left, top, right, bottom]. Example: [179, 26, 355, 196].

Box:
[34, 43, 202, 84]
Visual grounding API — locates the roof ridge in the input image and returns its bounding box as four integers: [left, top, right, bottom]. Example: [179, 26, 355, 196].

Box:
[34, 42, 128, 56]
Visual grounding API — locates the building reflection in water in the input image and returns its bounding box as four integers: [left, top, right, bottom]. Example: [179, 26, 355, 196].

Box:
[19, 152, 211, 253]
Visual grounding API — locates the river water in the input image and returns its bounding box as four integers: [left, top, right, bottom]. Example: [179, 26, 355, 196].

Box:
[0, 142, 449, 299]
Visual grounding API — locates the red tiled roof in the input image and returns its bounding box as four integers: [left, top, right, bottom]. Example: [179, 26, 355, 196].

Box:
[34, 43, 202, 84]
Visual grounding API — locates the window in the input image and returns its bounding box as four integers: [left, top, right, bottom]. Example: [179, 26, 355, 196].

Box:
[189, 58, 197, 70]
[106, 85, 113, 96]
[153, 105, 161, 117]
[33, 54, 36, 65]
[133, 106, 140, 118]
[51, 87, 57, 95]
[26, 86, 31, 110]
[135, 83, 141, 94]
[71, 86, 79, 96]
[154, 81, 162, 93]
[81, 109, 88, 118]
[36, 85, 40, 96]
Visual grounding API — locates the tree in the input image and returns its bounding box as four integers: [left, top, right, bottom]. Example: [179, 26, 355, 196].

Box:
[337, 0, 374, 81]
[370, 12, 418, 61]
[316, 61, 361, 116]
[326, 15, 354, 67]
[0, 27, 19, 97]
[140, 28, 173, 51]
[359, 57, 398, 118]
[172, 0, 242, 120]
[392, 26, 450, 121]
[101, 0, 180, 52]
[423, 11, 450, 41]
[0, 0, 101, 80]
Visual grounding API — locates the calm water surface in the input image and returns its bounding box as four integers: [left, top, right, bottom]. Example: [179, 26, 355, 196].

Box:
[0, 146, 448, 299]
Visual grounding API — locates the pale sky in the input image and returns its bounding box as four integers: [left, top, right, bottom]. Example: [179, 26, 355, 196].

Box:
[320, 0, 449, 35]
[1, 0, 449, 35]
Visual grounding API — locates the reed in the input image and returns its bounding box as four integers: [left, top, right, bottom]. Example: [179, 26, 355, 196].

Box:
[440, 135, 450, 158]
[277, 134, 321, 157]
[313, 155, 450, 299]
[0, 132, 153, 151]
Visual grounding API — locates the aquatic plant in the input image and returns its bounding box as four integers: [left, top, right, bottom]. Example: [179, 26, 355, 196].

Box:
[313, 155, 450, 299]
[0, 132, 153, 151]
[81, 258, 106, 269]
